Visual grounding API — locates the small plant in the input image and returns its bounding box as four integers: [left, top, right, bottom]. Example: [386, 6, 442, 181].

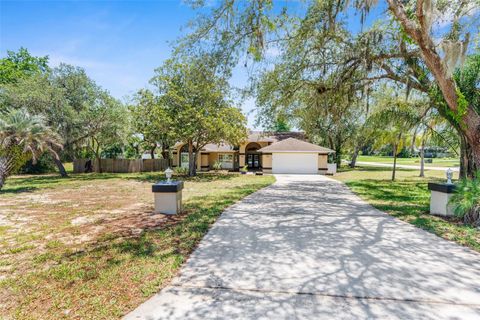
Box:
[174, 166, 188, 175]
[240, 165, 248, 174]
[213, 161, 222, 171]
[449, 172, 480, 226]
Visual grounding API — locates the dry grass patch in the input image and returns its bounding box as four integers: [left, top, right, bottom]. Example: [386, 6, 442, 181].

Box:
[0, 172, 275, 319]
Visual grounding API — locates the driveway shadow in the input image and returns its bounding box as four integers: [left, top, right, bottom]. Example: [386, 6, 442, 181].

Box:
[125, 175, 480, 319]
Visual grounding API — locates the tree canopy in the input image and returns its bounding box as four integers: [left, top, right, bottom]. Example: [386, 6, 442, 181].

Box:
[151, 56, 247, 176]
[178, 0, 480, 176]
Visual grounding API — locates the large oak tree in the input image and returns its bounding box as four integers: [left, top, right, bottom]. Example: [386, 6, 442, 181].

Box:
[179, 0, 480, 176]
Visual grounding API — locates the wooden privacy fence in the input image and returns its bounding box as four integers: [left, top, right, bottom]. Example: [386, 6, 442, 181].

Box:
[73, 159, 168, 173]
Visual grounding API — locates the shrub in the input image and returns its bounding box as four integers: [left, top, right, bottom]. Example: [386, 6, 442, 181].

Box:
[449, 173, 480, 226]
[20, 153, 57, 174]
[240, 165, 248, 172]
[212, 161, 222, 171]
[174, 166, 188, 175]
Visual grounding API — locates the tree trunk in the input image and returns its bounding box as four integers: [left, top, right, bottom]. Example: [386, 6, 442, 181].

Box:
[419, 137, 425, 178]
[386, 0, 480, 176]
[150, 146, 156, 159]
[464, 116, 480, 178]
[161, 143, 170, 166]
[349, 145, 360, 168]
[392, 142, 398, 181]
[0, 172, 5, 190]
[460, 135, 478, 179]
[0, 163, 6, 190]
[188, 140, 196, 177]
[0, 156, 12, 191]
[53, 157, 68, 177]
[335, 146, 342, 167]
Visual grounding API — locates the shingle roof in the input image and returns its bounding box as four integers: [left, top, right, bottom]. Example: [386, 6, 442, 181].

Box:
[173, 131, 309, 152]
[203, 143, 236, 152]
[258, 138, 335, 153]
[246, 131, 306, 143]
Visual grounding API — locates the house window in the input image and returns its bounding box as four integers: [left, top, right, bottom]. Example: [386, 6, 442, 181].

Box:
[218, 153, 233, 169]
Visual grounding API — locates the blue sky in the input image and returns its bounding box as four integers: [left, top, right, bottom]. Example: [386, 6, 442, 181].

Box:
[0, 0, 388, 128]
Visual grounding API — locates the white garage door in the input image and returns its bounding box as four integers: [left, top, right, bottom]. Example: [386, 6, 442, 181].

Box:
[272, 153, 318, 174]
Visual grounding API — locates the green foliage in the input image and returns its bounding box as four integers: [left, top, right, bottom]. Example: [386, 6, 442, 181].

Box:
[101, 144, 124, 159]
[20, 153, 57, 174]
[240, 165, 248, 172]
[450, 173, 480, 224]
[151, 55, 247, 176]
[0, 108, 61, 187]
[174, 166, 188, 175]
[0, 48, 49, 84]
[212, 161, 222, 171]
[0, 144, 30, 174]
[430, 53, 479, 128]
[270, 116, 291, 132]
[129, 89, 174, 158]
[0, 108, 62, 161]
[455, 53, 480, 115]
[442, 87, 469, 126]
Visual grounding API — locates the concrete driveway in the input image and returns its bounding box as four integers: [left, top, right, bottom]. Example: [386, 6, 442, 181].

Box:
[125, 175, 480, 320]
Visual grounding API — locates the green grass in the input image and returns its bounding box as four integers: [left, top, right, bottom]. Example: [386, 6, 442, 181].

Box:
[1, 169, 237, 194]
[334, 166, 480, 252]
[356, 155, 459, 167]
[63, 162, 73, 173]
[0, 172, 275, 319]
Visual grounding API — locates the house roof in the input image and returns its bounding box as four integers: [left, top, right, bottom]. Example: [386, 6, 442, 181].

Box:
[246, 131, 306, 143]
[203, 143, 236, 152]
[258, 138, 335, 154]
[172, 131, 309, 152]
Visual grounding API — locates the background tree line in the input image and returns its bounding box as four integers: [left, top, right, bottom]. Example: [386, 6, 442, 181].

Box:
[0, 48, 247, 188]
[176, 0, 479, 179]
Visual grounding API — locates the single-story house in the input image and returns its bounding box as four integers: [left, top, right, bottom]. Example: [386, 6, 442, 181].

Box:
[171, 131, 335, 174]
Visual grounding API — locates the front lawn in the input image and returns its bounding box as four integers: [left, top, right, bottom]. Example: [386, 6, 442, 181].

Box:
[0, 172, 275, 319]
[356, 155, 459, 167]
[333, 166, 480, 252]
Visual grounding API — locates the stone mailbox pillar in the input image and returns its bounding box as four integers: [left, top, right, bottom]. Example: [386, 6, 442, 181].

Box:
[152, 181, 184, 215]
[428, 182, 456, 217]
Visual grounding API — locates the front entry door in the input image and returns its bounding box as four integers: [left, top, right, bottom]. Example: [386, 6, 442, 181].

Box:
[247, 154, 260, 169]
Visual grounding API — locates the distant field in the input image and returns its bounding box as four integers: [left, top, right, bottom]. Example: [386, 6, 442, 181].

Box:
[356, 155, 459, 167]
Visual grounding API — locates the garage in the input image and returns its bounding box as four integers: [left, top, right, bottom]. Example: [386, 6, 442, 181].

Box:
[258, 137, 335, 175]
[272, 153, 318, 174]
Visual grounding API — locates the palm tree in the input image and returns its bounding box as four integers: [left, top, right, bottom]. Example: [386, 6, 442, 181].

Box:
[0, 108, 62, 190]
[367, 90, 425, 181]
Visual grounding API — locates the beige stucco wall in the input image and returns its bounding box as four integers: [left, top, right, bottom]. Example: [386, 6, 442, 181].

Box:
[172, 141, 330, 174]
[208, 153, 217, 167]
[239, 154, 245, 167]
[318, 154, 328, 169]
[262, 154, 272, 169]
[318, 154, 328, 174]
[201, 153, 209, 170]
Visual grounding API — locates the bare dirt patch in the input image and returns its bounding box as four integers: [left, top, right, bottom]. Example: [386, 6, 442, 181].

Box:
[0, 173, 275, 319]
[0, 178, 166, 280]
